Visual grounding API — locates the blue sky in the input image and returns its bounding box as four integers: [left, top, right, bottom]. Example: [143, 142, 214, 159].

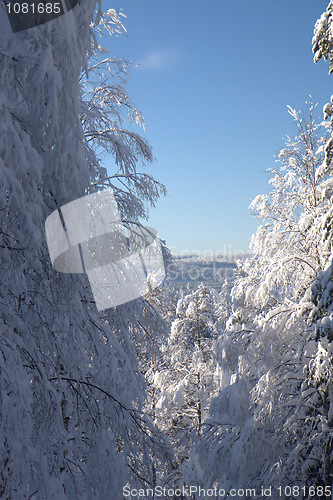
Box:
[102, 0, 332, 255]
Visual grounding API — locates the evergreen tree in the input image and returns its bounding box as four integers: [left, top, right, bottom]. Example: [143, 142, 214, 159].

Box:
[155, 283, 221, 482]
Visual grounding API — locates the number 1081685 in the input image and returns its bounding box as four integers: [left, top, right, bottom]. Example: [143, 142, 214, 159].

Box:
[5, 2, 62, 14]
[277, 485, 332, 497]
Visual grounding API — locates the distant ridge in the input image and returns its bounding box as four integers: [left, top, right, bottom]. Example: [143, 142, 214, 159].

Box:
[167, 253, 252, 292]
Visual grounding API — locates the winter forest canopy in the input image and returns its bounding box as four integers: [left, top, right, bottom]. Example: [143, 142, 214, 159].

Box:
[3, 1, 333, 500]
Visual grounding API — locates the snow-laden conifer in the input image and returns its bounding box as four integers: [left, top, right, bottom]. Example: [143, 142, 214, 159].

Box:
[154, 283, 222, 486]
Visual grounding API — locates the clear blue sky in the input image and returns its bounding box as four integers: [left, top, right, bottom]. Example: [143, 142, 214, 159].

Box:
[102, 0, 332, 255]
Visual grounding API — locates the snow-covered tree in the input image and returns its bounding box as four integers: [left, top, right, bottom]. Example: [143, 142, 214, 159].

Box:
[0, 4, 170, 498]
[126, 277, 178, 489]
[232, 102, 330, 319]
[155, 283, 222, 481]
[185, 101, 333, 494]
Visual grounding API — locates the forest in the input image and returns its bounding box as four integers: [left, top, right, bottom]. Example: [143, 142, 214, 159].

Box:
[1, 1, 333, 499]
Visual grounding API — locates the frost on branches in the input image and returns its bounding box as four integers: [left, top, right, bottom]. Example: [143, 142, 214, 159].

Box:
[0, 3, 170, 498]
